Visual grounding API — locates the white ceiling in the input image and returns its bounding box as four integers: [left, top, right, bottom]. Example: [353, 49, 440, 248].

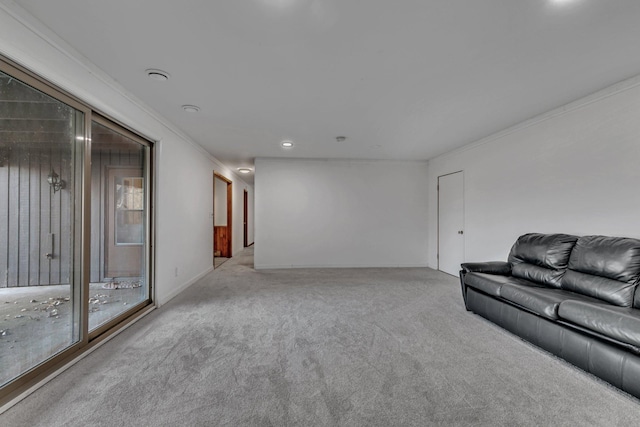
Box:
[13, 0, 640, 182]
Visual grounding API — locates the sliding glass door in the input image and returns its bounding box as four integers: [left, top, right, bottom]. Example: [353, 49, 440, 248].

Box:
[0, 68, 85, 387]
[88, 119, 151, 334]
[0, 58, 153, 396]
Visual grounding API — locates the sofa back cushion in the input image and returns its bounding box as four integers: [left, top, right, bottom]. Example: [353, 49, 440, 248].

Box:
[507, 233, 579, 288]
[562, 235, 640, 307]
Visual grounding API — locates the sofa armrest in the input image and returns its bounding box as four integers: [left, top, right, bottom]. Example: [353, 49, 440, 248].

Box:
[459, 262, 511, 311]
[460, 261, 511, 275]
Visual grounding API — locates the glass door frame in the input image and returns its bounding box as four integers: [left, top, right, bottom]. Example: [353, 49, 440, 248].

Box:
[88, 114, 154, 340]
[0, 57, 155, 403]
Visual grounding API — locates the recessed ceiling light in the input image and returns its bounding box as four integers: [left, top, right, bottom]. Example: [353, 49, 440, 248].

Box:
[281, 140, 294, 148]
[182, 105, 200, 113]
[335, 136, 347, 143]
[237, 168, 252, 174]
[146, 69, 170, 81]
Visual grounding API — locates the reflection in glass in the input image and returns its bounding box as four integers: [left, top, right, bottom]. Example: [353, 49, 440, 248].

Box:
[88, 121, 148, 332]
[116, 177, 144, 245]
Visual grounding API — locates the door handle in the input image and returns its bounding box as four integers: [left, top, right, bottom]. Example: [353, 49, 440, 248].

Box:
[458, 230, 464, 235]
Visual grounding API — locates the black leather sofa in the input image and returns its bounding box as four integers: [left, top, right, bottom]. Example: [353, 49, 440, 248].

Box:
[459, 233, 640, 399]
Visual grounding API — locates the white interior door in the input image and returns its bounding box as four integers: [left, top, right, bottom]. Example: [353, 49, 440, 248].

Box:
[438, 171, 464, 276]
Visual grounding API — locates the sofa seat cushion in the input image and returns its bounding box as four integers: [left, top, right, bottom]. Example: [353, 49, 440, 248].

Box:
[559, 300, 640, 348]
[500, 284, 602, 321]
[465, 272, 541, 298]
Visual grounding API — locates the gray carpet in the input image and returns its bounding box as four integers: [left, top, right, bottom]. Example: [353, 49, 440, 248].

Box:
[214, 257, 230, 269]
[3, 247, 639, 426]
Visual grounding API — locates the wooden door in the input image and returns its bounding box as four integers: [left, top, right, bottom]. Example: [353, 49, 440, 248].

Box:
[244, 190, 248, 247]
[214, 226, 230, 257]
[213, 173, 232, 259]
[105, 167, 144, 278]
[438, 171, 464, 276]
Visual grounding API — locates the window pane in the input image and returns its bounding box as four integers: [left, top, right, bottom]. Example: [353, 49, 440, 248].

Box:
[115, 176, 144, 245]
[89, 121, 148, 331]
[0, 70, 82, 386]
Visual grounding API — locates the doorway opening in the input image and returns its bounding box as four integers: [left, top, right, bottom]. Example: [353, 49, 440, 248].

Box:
[243, 189, 248, 248]
[213, 173, 232, 268]
[437, 171, 464, 276]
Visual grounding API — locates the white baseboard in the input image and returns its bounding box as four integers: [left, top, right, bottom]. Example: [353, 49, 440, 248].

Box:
[254, 263, 429, 270]
[156, 266, 213, 306]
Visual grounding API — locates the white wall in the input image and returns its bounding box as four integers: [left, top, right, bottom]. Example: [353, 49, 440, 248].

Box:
[0, 3, 254, 305]
[255, 158, 428, 269]
[213, 177, 228, 226]
[427, 76, 640, 269]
